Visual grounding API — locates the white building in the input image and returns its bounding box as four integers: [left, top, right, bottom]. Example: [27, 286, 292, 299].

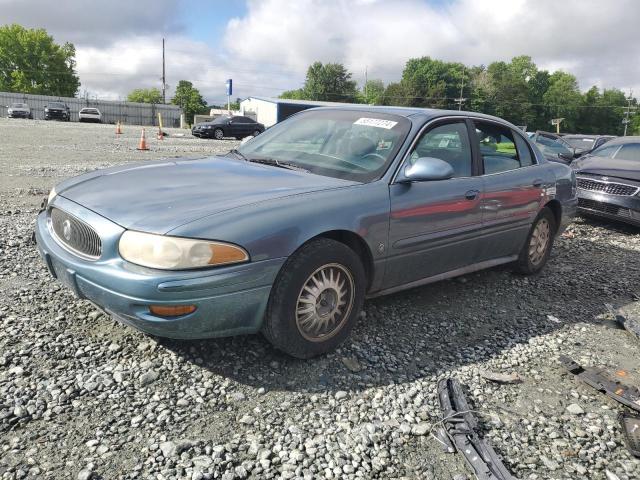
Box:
[240, 96, 352, 127]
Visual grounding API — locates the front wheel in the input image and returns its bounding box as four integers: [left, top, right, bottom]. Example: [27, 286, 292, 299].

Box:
[515, 207, 556, 275]
[262, 238, 366, 358]
[213, 128, 224, 140]
[252, 129, 261, 136]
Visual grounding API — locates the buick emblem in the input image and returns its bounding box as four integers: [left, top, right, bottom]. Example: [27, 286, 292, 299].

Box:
[62, 219, 72, 241]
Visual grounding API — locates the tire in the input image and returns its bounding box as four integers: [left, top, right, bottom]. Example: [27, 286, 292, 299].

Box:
[213, 128, 224, 140]
[252, 129, 261, 136]
[515, 207, 556, 275]
[262, 238, 366, 358]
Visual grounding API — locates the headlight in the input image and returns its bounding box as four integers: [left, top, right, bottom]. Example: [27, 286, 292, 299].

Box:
[7, 109, 12, 114]
[44, 108, 49, 112]
[47, 187, 57, 204]
[119, 231, 249, 270]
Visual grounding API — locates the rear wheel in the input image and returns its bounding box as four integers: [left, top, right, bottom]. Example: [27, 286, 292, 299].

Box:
[262, 238, 366, 358]
[213, 128, 224, 140]
[252, 129, 261, 136]
[515, 207, 556, 275]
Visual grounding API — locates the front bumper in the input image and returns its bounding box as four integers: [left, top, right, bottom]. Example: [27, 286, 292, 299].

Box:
[35, 197, 284, 339]
[577, 189, 640, 227]
[45, 111, 69, 120]
[8, 111, 30, 118]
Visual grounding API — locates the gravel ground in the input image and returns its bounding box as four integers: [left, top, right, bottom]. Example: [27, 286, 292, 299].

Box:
[1, 117, 640, 480]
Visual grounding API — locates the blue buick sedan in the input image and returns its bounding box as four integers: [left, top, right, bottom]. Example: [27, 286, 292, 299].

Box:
[36, 107, 577, 358]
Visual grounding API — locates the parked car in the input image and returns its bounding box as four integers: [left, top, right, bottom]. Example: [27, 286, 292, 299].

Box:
[7, 102, 32, 119]
[44, 102, 71, 121]
[531, 131, 578, 164]
[78, 107, 102, 123]
[572, 136, 640, 227]
[36, 107, 577, 358]
[192, 115, 265, 139]
[562, 134, 616, 157]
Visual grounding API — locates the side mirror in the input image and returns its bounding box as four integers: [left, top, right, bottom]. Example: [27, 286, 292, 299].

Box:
[398, 157, 454, 182]
[558, 151, 573, 162]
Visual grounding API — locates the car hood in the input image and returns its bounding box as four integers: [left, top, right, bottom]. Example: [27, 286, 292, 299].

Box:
[58, 156, 357, 234]
[574, 155, 640, 182]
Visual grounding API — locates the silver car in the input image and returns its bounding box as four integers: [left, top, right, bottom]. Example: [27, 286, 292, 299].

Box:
[36, 107, 577, 358]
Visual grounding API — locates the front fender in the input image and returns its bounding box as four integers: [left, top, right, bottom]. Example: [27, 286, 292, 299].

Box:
[169, 182, 391, 287]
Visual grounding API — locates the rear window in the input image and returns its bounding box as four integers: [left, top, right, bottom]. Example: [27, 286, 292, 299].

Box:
[564, 137, 595, 149]
[50, 102, 66, 108]
[81, 108, 99, 114]
[10, 103, 27, 108]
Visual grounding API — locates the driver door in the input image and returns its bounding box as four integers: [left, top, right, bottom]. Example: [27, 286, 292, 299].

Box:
[385, 119, 484, 288]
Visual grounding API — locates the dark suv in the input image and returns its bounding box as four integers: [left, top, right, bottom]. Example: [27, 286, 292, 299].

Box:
[192, 115, 265, 140]
[44, 102, 71, 121]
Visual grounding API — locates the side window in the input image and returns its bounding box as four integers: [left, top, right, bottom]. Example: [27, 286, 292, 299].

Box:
[474, 121, 520, 174]
[409, 122, 472, 178]
[592, 144, 619, 158]
[614, 143, 640, 161]
[513, 133, 534, 167]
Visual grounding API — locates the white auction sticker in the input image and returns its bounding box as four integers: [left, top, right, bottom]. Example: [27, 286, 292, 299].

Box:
[354, 117, 398, 129]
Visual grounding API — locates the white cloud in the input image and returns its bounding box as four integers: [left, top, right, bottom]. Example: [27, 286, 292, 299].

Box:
[3, 0, 640, 101]
[224, 0, 640, 94]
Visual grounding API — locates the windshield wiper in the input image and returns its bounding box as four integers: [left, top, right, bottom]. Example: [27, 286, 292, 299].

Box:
[247, 157, 309, 173]
[229, 149, 248, 161]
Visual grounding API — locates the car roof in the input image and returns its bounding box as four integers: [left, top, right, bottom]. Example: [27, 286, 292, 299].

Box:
[599, 136, 640, 146]
[308, 105, 518, 125]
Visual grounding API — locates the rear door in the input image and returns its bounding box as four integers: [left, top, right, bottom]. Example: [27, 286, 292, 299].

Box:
[385, 119, 484, 288]
[473, 121, 546, 260]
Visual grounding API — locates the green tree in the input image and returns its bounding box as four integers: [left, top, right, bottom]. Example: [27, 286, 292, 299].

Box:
[380, 82, 411, 106]
[543, 71, 582, 132]
[279, 88, 306, 100]
[127, 88, 163, 104]
[361, 79, 385, 105]
[399, 56, 467, 108]
[171, 80, 207, 124]
[0, 24, 80, 96]
[302, 62, 358, 102]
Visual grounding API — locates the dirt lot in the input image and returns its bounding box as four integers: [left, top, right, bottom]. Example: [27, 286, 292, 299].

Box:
[1, 118, 640, 480]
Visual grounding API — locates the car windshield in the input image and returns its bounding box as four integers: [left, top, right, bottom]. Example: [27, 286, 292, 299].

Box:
[50, 103, 65, 108]
[11, 103, 26, 108]
[81, 109, 98, 113]
[236, 109, 411, 182]
[564, 137, 595, 149]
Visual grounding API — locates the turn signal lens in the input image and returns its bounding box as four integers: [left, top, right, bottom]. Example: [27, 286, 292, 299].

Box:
[149, 305, 197, 317]
[119, 230, 249, 270]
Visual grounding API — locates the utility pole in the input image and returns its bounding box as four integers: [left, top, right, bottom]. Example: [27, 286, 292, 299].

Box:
[364, 66, 368, 103]
[623, 89, 635, 136]
[454, 67, 466, 110]
[162, 38, 166, 104]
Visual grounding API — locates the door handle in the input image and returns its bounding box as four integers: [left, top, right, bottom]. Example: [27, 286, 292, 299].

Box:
[533, 179, 544, 188]
[464, 189, 479, 200]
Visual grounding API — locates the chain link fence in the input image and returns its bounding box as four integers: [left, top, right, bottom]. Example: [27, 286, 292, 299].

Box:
[0, 91, 183, 126]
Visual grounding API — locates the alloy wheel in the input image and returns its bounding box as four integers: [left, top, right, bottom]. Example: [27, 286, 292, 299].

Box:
[295, 263, 355, 342]
[528, 218, 551, 266]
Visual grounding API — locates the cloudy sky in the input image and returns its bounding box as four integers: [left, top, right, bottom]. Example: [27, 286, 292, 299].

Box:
[2, 0, 639, 104]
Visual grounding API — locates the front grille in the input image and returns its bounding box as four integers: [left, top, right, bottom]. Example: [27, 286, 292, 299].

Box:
[577, 177, 639, 196]
[578, 198, 631, 217]
[50, 208, 102, 259]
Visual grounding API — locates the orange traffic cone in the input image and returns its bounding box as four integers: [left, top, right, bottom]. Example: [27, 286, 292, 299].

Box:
[137, 128, 149, 150]
[115, 121, 122, 135]
[157, 126, 164, 140]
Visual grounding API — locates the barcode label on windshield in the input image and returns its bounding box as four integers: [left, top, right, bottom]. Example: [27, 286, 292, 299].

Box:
[354, 118, 398, 129]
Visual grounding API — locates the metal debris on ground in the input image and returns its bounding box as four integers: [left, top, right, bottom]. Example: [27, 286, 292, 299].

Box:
[432, 426, 456, 453]
[559, 356, 640, 412]
[616, 311, 640, 341]
[480, 371, 522, 384]
[437, 378, 519, 480]
[619, 413, 640, 458]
